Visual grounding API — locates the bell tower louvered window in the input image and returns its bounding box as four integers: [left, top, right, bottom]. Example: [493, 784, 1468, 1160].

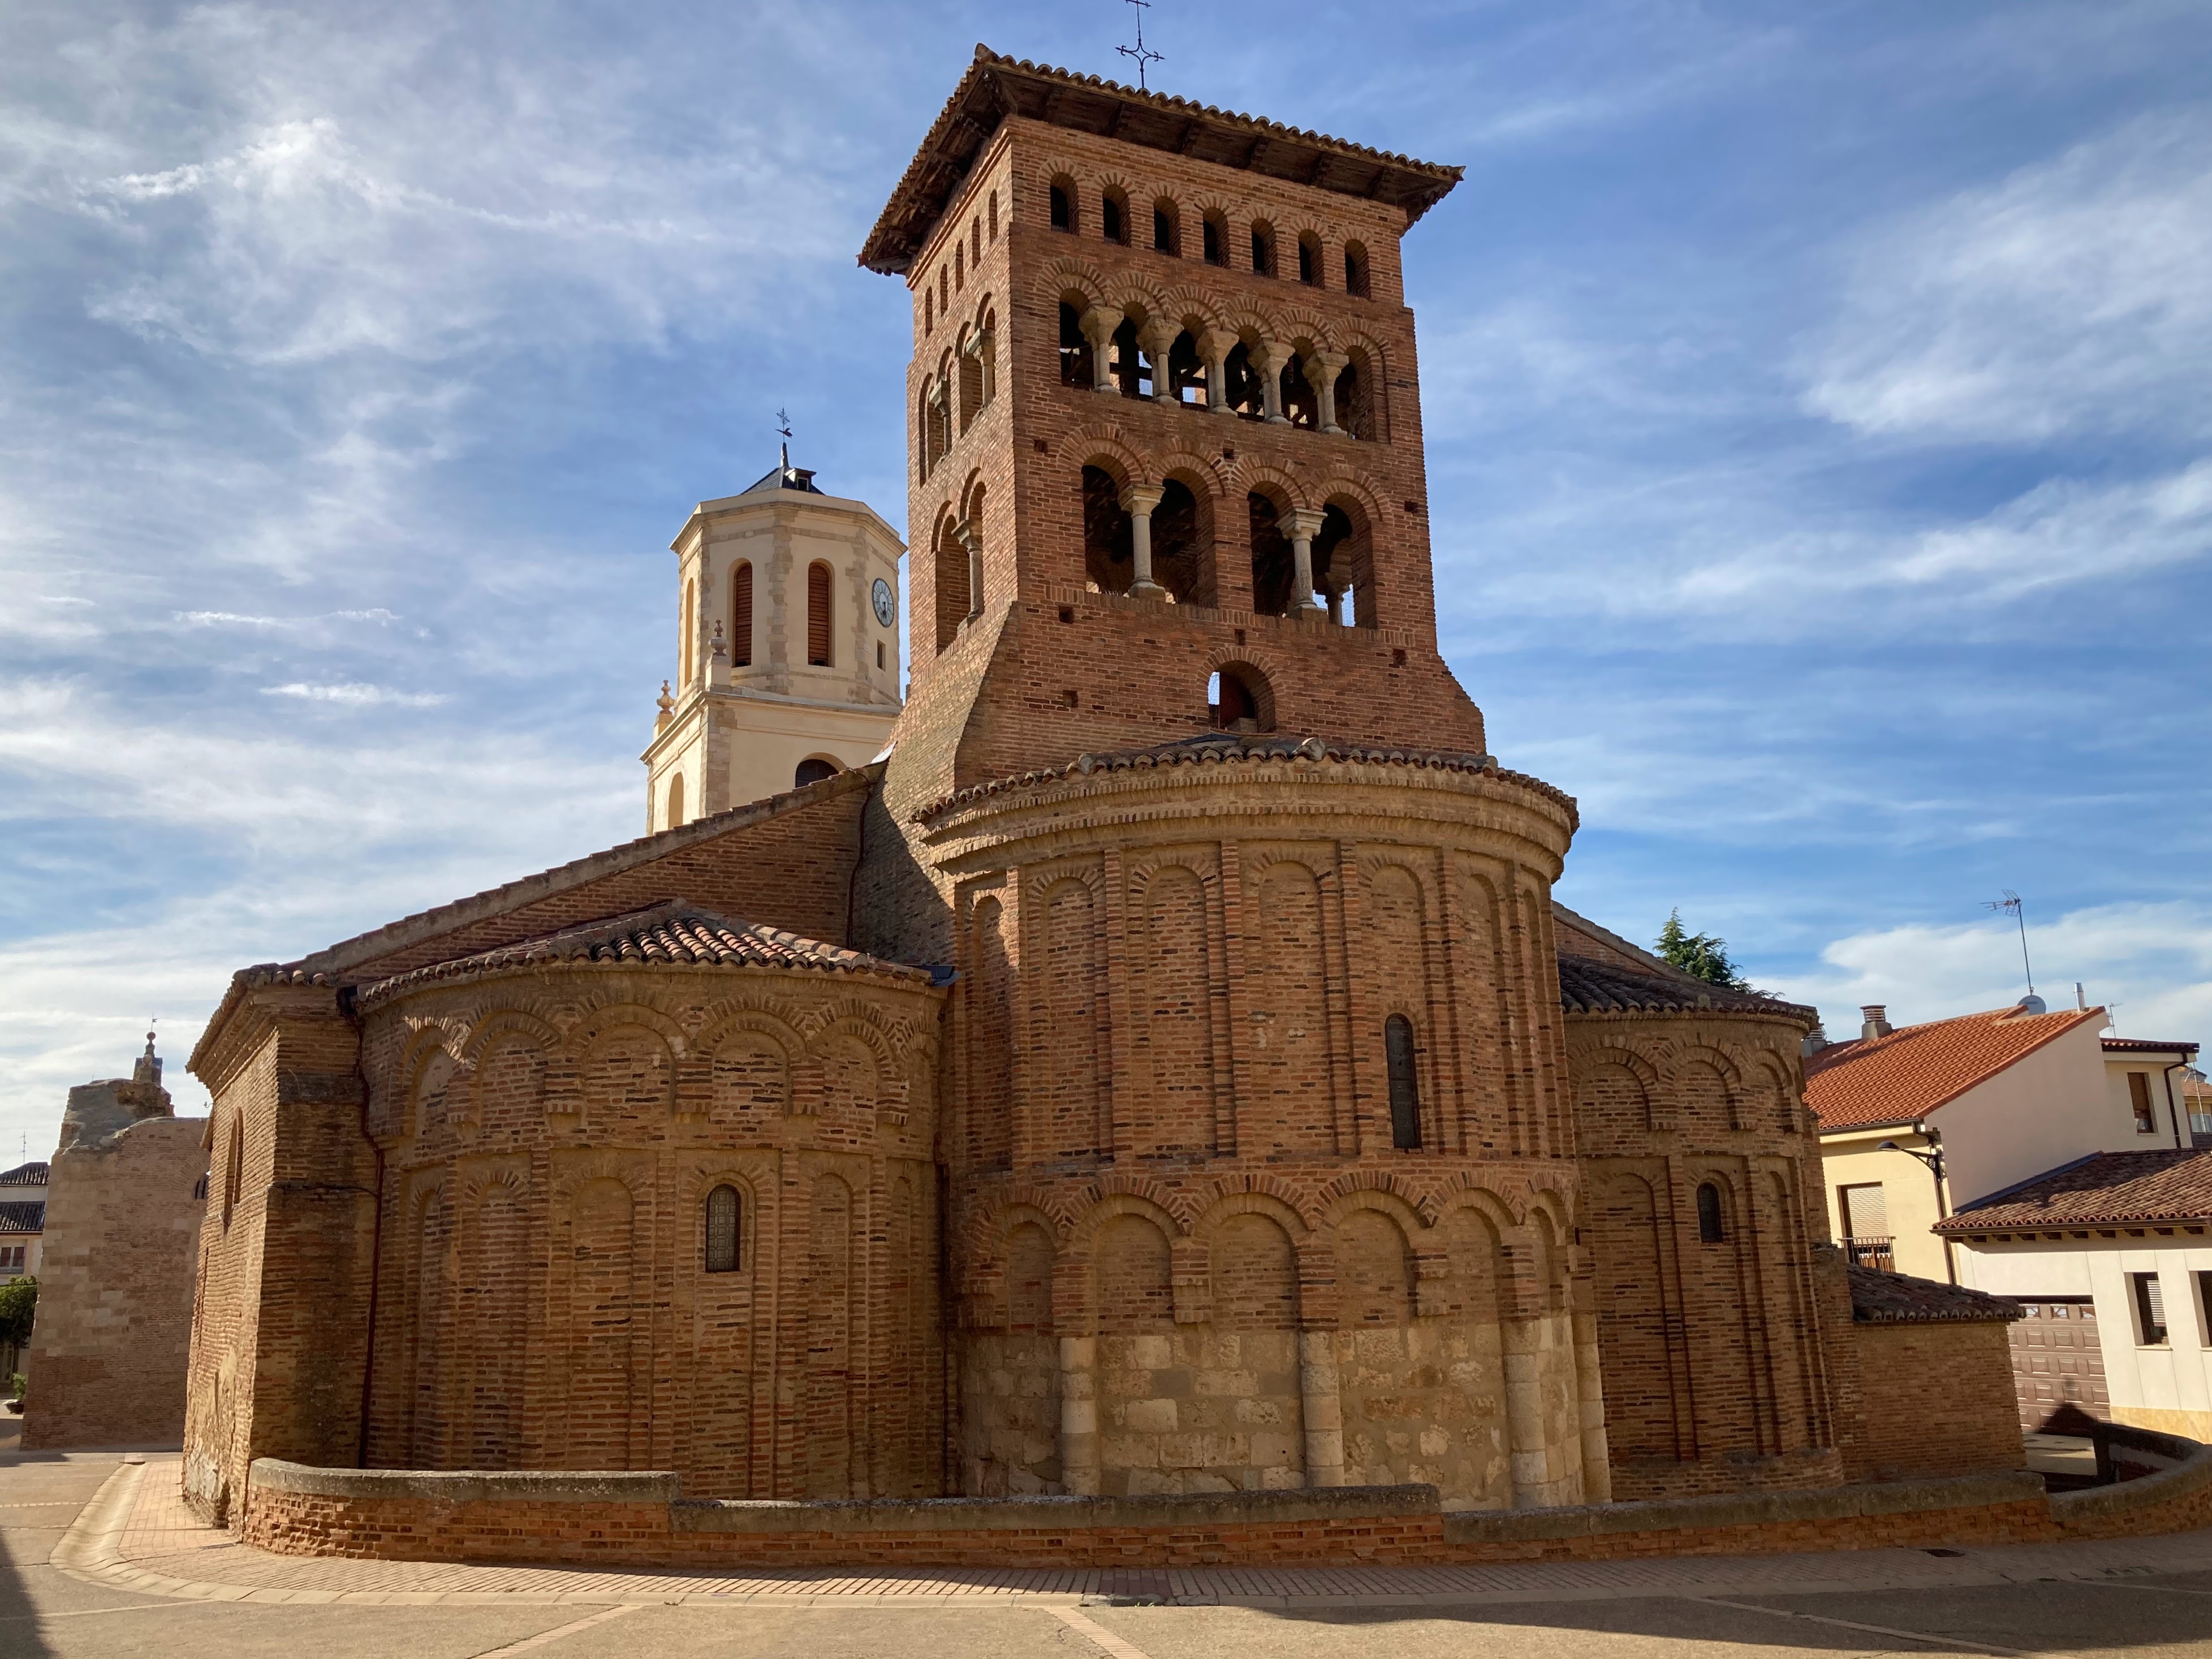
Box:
[807, 562, 832, 666]
[730, 562, 753, 667]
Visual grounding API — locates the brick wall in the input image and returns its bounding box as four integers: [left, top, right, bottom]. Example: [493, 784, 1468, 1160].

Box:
[1852, 1319, 2026, 1482]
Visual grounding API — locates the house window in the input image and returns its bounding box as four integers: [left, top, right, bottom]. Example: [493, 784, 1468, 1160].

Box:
[2132, 1271, 2168, 1345]
[807, 561, 832, 665]
[704, 1184, 741, 1273]
[2128, 1071, 2157, 1133]
[1384, 1014, 1421, 1150]
[1838, 1183, 1892, 1271]
[2198, 1272, 2212, 1345]
[1696, 1182, 1726, 1243]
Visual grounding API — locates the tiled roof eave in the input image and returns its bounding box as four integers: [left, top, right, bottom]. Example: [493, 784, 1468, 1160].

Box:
[1563, 999, 1818, 1025]
[355, 947, 939, 1012]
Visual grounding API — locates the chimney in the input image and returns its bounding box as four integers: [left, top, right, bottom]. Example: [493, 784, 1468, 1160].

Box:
[1801, 1023, 1830, 1058]
[1860, 1005, 1893, 1040]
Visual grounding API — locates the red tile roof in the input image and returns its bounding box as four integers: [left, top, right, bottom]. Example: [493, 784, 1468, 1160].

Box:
[1846, 1264, 2019, 1323]
[0, 1201, 44, 1234]
[1805, 1004, 2105, 1132]
[1934, 1150, 2212, 1232]
[1558, 955, 1813, 1022]
[2101, 1037, 2200, 1055]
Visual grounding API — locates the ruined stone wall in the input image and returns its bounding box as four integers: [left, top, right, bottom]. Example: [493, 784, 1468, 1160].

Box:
[1564, 1003, 1842, 1498]
[23, 1114, 204, 1448]
[353, 960, 943, 1500]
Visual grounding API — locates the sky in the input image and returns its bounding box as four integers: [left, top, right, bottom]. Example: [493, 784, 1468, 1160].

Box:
[3, 0, 2209, 1148]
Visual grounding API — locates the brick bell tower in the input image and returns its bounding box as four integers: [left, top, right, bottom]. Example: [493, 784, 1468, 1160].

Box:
[859, 48, 1486, 851]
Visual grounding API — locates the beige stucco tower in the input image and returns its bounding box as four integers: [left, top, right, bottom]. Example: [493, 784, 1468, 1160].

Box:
[644, 451, 906, 827]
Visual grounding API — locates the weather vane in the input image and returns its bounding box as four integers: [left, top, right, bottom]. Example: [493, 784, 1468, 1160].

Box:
[1117, 0, 1163, 91]
[775, 407, 793, 441]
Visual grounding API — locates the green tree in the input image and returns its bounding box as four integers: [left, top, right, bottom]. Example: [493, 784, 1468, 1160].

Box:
[1657, 910, 1748, 989]
[0, 1277, 35, 1351]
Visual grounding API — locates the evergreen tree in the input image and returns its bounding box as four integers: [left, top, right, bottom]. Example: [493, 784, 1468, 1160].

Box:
[1657, 910, 1748, 989]
[0, 1277, 33, 1350]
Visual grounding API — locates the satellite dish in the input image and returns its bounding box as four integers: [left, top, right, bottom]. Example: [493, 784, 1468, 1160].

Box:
[2017, 993, 2047, 1015]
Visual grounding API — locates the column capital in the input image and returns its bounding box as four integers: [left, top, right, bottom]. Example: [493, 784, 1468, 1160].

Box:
[1247, 335, 1288, 372]
[1118, 482, 1166, 516]
[1079, 304, 1124, 345]
[1308, 348, 1351, 379]
[1278, 507, 1328, 542]
[1198, 327, 1241, 357]
[953, 518, 980, 553]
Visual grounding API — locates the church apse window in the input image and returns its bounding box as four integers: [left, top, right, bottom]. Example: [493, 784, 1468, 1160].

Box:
[1082, 466, 1133, 594]
[1049, 178, 1075, 233]
[807, 561, 832, 666]
[1059, 302, 1093, 388]
[704, 1184, 741, 1273]
[730, 561, 753, 667]
[1385, 1015, 1422, 1150]
[1696, 1182, 1726, 1244]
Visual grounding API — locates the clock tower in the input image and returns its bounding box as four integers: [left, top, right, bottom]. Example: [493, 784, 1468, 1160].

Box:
[643, 449, 906, 827]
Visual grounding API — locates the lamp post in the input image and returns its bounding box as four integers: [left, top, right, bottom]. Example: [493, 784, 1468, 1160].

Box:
[1876, 1125, 1955, 1285]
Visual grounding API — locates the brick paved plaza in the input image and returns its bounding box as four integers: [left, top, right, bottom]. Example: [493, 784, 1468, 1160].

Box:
[5, 1446, 2211, 1658]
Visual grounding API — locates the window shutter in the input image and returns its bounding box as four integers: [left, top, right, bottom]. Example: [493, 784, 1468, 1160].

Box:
[731, 563, 752, 667]
[807, 563, 831, 666]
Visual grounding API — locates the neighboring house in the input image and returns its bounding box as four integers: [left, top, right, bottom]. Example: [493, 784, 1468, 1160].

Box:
[0, 1161, 46, 1280]
[2178, 1066, 2212, 1143]
[1935, 1152, 2212, 1440]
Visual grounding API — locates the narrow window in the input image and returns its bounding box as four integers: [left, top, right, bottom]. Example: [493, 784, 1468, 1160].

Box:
[989, 190, 999, 240]
[924, 287, 934, 332]
[1059, 301, 1092, 386]
[1101, 192, 1124, 244]
[1696, 1182, 1725, 1243]
[222, 1113, 244, 1227]
[795, 757, 838, 787]
[971, 218, 981, 265]
[806, 561, 831, 666]
[1297, 233, 1319, 285]
[680, 579, 696, 686]
[1202, 215, 1224, 266]
[730, 561, 753, 667]
[2134, 1271, 2168, 1345]
[2129, 1071, 2157, 1132]
[1251, 223, 1274, 276]
[1385, 1015, 1421, 1150]
[666, 772, 684, 828]
[938, 266, 948, 312]
[705, 1184, 741, 1273]
[877, 640, 886, 670]
[1344, 241, 1371, 298]
[1153, 202, 1176, 255]
[1049, 182, 1072, 231]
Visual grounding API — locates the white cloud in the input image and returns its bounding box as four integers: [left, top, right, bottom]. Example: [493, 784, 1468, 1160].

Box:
[260, 681, 445, 707]
[1804, 109, 2212, 444]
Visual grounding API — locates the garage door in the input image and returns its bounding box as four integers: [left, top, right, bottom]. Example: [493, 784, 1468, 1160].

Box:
[2010, 1297, 2108, 1435]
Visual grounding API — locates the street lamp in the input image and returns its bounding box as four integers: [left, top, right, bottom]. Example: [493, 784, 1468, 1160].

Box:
[1877, 1127, 1955, 1285]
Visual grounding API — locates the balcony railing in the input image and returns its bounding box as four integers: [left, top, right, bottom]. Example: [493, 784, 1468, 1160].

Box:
[1844, 1235, 1895, 1272]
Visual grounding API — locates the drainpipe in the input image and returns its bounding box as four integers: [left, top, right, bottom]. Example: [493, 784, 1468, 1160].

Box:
[2162, 1061, 2192, 1149]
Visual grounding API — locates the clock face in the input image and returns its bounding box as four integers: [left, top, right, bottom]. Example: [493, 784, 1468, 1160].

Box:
[872, 577, 897, 627]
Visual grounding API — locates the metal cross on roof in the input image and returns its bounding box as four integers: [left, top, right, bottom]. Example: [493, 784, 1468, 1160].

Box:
[1116, 0, 1163, 91]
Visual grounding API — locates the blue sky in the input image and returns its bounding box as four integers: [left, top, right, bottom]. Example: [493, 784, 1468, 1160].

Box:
[3, 1, 2209, 1144]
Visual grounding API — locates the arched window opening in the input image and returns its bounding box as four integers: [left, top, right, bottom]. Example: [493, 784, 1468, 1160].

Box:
[1251, 222, 1275, 276]
[989, 190, 999, 240]
[971, 218, 982, 265]
[1202, 213, 1226, 266]
[938, 266, 949, 313]
[1385, 1015, 1421, 1150]
[1153, 200, 1178, 255]
[666, 772, 685, 829]
[978, 314, 998, 408]
[1297, 232, 1321, 286]
[1223, 342, 1264, 420]
[954, 240, 964, 290]
[933, 515, 969, 653]
[1280, 354, 1318, 429]
[1344, 241, 1371, 298]
[730, 561, 753, 666]
[806, 561, 832, 666]
[680, 579, 696, 686]
[1315, 502, 1376, 627]
[1209, 662, 1271, 732]
[923, 286, 934, 333]
[1696, 1182, 1726, 1244]
[1150, 477, 1210, 605]
[1110, 317, 1152, 398]
[1049, 180, 1074, 232]
[1336, 359, 1373, 441]
[1248, 492, 1294, 615]
[222, 1113, 243, 1227]
[916, 389, 933, 480]
[1083, 466, 1133, 594]
[1167, 329, 1206, 407]
[795, 757, 839, 788]
[958, 343, 984, 434]
[704, 1184, 741, 1273]
[1101, 189, 1127, 244]
[1059, 301, 1093, 387]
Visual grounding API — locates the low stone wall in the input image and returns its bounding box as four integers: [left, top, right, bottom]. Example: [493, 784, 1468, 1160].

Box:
[2055, 1424, 2212, 1540]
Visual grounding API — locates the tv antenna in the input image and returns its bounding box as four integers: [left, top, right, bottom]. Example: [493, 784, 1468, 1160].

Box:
[1984, 890, 2034, 998]
[1117, 0, 1163, 90]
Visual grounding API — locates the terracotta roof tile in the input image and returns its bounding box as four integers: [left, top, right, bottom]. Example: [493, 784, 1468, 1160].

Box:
[1934, 1150, 2212, 1232]
[1805, 1005, 2105, 1132]
[1846, 1264, 2019, 1324]
[356, 902, 938, 1008]
[0, 1162, 48, 1187]
[2101, 1037, 2200, 1055]
[1557, 955, 1813, 1023]
[0, 1201, 44, 1234]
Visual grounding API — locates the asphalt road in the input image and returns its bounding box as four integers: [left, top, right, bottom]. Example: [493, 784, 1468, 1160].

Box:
[3, 1451, 2209, 1659]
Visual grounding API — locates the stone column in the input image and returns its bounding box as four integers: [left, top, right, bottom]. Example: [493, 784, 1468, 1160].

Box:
[1201, 330, 1239, 417]
[1121, 482, 1167, 598]
[1058, 1334, 1101, 1495]
[1140, 320, 1178, 403]
[1297, 1329, 1346, 1488]
[1251, 338, 1290, 423]
[1081, 306, 1124, 396]
[1310, 351, 1351, 434]
[1325, 584, 1344, 626]
[1575, 1307, 1612, 1504]
[955, 520, 983, 622]
[1502, 1314, 1553, 1509]
[1278, 508, 1327, 615]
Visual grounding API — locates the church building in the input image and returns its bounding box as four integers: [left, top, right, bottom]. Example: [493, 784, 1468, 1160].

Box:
[181, 47, 2024, 1527]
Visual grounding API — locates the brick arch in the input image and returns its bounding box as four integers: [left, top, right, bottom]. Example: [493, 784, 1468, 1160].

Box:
[1153, 283, 1227, 333]
[1315, 1178, 1430, 1236]
[1022, 859, 1106, 904]
[956, 468, 989, 524]
[675, 1154, 773, 1209]
[1313, 475, 1390, 529]
[1106, 279, 1171, 328]
[456, 1162, 528, 1206]
[1268, 305, 1338, 355]
[691, 1005, 807, 1068]
[1150, 446, 1236, 502]
[460, 1008, 560, 1067]
[1037, 252, 1113, 307]
[1430, 1178, 1522, 1234]
[794, 990, 917, 1052]
[1231, 462, 1309, 514]
[564, 1000, 690, 1062]
[1066, 1186, 1188, 1251]
[1189, 1187, 1311, 1243]
[1068, 437, 1150, 493]
[547, 1149, 654, 1203]
[1747, 1049, 1804, 1133]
